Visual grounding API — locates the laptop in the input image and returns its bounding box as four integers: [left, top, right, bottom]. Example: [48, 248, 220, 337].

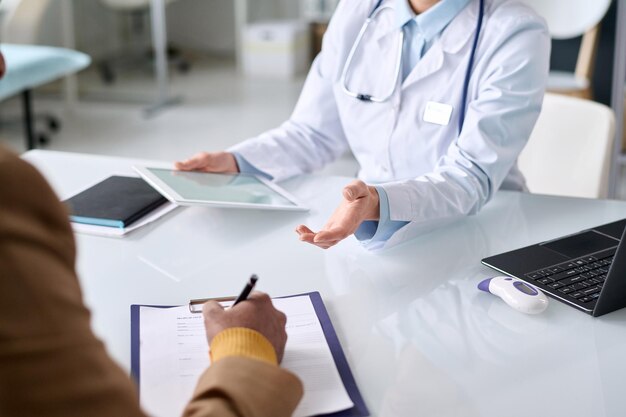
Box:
[482, 219, 626, 317]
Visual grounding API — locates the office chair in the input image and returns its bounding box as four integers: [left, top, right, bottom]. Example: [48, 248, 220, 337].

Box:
[0, 0, 89, 149]
[517, 93, 615, 199]
[97, 0, 189, 85]
[521, 0, 611, 100]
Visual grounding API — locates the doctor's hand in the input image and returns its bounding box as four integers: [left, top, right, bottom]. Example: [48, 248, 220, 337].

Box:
[202, 292, 288, 362]
[175, 151, 239, 173]
[296, 180, 380, 249]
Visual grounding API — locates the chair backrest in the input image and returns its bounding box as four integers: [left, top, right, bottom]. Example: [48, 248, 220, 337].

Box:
[520, 0, 611, 40]
[521, 0, 610, 99]
[518, 93, 615, 199]
[1, 0, 52, 44]
[574, 24, 600, 83]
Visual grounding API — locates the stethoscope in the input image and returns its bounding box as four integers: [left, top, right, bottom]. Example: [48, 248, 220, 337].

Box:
[340, 0, 485, 133]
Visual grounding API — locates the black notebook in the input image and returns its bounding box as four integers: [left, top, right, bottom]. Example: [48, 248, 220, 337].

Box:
[64, 176, 168, 229]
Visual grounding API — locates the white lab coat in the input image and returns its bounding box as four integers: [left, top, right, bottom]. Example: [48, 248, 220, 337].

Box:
[230, 0, 550, 249]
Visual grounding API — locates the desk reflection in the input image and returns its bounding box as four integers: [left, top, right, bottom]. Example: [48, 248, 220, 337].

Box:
[319, 192, 626, 417]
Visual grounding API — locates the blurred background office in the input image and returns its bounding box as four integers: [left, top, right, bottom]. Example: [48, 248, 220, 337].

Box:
[0, 0, 625, 197]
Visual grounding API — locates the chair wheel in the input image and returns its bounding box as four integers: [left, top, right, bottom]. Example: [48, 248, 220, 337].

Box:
[47, 117, 61, 132]
[99, 62, 116, 84]
[38, 133, 50, 145]
[177, 60, 191, 73]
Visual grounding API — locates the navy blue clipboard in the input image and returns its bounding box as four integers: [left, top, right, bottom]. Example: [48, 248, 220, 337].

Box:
[130, 291, 369, 417]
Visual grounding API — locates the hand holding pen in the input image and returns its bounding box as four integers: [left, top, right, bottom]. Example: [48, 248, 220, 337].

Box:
[196, 275, 288, 362]
[232, 274, 258, 306]
[189, 274, 258, 313]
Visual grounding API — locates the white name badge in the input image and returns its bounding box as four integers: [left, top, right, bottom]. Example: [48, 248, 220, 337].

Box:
[423, 101, 453, 126]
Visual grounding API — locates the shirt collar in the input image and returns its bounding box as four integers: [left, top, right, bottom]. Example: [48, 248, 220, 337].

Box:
[395, 0, 472, 42]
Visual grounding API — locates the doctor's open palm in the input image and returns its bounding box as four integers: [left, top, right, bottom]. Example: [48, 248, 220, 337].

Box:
[176, 151, 378, 249]
[296, 180, 380, 249]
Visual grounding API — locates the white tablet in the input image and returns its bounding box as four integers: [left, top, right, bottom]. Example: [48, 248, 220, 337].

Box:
[133, 166, 308, 212]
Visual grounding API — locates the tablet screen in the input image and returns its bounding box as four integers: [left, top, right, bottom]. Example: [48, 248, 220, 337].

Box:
[146, 168, 296, 207]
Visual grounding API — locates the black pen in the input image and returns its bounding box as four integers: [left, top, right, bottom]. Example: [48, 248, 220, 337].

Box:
[188, 274, 259, 313]
[232, 274, 259, 306]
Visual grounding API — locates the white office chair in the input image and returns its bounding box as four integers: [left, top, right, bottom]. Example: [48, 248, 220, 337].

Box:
[518, 93, 615, 199]
[97, 0, 188, 84]
[0, 0, 90, 149]
[521, 0, 611, 100]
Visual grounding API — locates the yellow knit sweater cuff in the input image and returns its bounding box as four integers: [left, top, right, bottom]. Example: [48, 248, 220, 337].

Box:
[210, 328, 278, 365]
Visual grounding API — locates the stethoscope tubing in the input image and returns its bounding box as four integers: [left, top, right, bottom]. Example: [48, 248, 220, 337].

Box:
[459, 0, 484, 132]
[340, 5, 404, 103]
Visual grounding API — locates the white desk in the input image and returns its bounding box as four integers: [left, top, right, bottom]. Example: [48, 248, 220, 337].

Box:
[24, 150, 626, 417]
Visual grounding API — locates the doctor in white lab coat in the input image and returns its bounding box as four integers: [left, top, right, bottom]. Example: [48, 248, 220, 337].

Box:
[177, 0, 550, 251]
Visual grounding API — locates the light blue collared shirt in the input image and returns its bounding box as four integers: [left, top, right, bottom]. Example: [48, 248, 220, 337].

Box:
[397, 0, 471, 80]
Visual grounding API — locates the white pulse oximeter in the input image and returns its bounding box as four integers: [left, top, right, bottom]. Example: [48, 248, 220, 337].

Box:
[478, 276, 549, 314]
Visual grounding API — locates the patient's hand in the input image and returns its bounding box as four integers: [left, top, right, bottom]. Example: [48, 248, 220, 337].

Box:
[175, 151, 239, 173]
[202, 292, 288, 362]
[296, 180, 380, 249]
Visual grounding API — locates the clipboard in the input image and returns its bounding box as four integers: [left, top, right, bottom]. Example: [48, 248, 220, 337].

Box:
[130, 292, 369, 417]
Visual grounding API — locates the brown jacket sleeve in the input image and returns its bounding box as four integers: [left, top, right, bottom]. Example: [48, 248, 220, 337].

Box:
[184, 357, 303, 417]
[0, 146, 302, 417]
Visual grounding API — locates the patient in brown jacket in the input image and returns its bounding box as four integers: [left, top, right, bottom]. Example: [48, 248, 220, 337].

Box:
[0, 48, 302, 417]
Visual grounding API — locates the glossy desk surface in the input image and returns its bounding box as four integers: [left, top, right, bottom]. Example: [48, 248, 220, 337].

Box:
[25, 150, 626, 417]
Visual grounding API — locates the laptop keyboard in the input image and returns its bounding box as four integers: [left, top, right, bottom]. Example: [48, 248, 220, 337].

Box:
[524, 247, 616, 306]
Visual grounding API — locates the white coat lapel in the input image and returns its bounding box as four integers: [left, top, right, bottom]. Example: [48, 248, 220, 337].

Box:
[401, 42, 445, 87]
[373, 2, 401, 54]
